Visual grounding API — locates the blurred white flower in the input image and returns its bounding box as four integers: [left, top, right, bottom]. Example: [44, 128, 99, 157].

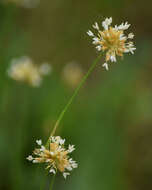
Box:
[62, 61, 83, 88]
[7, 56, 52, 87]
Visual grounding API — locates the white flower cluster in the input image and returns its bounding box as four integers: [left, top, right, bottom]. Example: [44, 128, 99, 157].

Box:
[8, 56, 51, 87]
[27, 136, 78, 179]
[87, 17, 136, 70]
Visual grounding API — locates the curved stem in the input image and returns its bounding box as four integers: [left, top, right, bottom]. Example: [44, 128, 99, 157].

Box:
[46, 54, 102, 145]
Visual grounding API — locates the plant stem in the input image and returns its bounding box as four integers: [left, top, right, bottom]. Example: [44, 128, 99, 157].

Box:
[46, 54, 102, 145]
[49, 174, 56, 190]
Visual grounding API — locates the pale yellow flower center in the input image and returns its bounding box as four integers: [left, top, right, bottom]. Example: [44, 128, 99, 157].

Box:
[98, 27, 126, 61]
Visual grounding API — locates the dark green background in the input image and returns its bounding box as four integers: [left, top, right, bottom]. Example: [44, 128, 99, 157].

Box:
[0, 0, 152, 190]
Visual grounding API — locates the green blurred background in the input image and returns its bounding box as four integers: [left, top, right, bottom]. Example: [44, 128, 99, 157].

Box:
[0, 0, 152, 190]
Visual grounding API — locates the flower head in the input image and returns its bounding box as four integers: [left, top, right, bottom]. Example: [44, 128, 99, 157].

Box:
[8, 56, 51, 87]
[62, 61, 83, 88]
[27, 136, 78, 179]
[87, 17, 136, 70]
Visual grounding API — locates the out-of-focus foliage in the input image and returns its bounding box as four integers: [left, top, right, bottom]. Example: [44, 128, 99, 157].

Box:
[0, 1, 152, 190]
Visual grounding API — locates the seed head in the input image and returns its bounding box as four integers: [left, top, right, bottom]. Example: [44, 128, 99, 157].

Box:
[27, 136, 78, 179]
[87, 17, 136, 70]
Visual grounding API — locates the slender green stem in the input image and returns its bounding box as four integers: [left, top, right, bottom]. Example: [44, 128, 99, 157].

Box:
[49, 174, 56, 190]
[44, 55, 102, 189]
[46, 54, 102, 146]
